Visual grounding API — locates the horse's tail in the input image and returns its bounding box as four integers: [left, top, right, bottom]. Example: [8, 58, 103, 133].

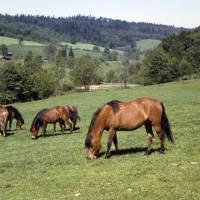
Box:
[68, 107, 81, 121]
[161, 103, 174, 143]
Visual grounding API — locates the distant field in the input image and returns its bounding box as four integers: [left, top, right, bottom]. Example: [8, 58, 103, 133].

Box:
[1, 37, 160, 57]
[0, 36, 42, 46]
[136, 39, 161, 51]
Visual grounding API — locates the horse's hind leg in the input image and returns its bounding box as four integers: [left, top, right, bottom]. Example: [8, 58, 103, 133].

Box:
[113, 133, 119, 155]
[154, 125, 165, 154]
[64, 120, 72, 134]
[144, 123, 154, 155]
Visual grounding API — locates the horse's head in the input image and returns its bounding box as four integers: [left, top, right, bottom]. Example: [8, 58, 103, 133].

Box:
[85, 133, 102, 159]
[16, 119, 24, 130]
[30, 127, 38, 139]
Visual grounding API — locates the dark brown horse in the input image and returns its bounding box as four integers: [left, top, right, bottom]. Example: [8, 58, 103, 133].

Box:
[0, 107, 9, 137]
[53, 104, 79, 131]
[85, 97, 173, 159]
[5, 106, 24, 130]
[30, 106, 80, 139]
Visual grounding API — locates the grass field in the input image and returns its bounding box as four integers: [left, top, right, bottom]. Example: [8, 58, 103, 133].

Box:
[0, 79, 200, 199]
[1, 37, 160, 60]
[136, 39, 161, 51]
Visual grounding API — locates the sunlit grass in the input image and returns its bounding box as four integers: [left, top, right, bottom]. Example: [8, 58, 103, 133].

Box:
[0, 79, 200, 199]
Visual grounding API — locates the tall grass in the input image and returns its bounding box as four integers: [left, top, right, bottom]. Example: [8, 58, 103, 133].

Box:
[0, 79, 200, 199]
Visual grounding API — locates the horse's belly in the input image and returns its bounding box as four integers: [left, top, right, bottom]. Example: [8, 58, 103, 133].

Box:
[114, 112, 145, 131]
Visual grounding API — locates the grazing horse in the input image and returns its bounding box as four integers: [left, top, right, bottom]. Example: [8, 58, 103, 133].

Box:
[6, 106, 24, 130]
[30, 106, 80, 139]
[53, 104, 79, 131]
[85, 97, 173, 159]
[0, 108, 9, 137]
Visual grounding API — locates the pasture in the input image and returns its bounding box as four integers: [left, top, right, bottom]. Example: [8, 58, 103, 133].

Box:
[1, 37, 160, 60]
[0, 79, 200, 199]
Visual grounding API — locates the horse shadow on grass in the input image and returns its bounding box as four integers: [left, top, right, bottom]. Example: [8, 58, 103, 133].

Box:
[98, 147, 162, 158]
[37, 127, 81, 138]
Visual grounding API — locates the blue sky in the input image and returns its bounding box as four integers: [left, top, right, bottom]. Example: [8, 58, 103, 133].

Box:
[0, 0, 199, 28]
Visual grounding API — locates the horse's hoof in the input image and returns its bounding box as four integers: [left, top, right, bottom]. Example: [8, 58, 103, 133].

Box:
[105, 155, 110, 159]
[144, 151, 150, 156]
[159, 150, 164, 154]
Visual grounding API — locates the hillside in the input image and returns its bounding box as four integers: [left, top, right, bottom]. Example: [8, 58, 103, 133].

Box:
[0, 14, 188, 48]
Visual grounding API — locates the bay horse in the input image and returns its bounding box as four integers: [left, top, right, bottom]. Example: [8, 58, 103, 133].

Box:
[6, 106, 24, 130]
[0, 107, 9, 137]
[30, 106, 80, 139]
[85, 97, 173, 159]
[53, 104, 79, 131]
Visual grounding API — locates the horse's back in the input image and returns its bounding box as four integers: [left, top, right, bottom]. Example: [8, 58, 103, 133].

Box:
[105, 97, 163, 130]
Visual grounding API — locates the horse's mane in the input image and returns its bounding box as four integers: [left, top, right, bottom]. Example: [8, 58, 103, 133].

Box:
[30, 108, 49, 131]
[85, 100, 121, 148]
[6, 106, 25, 123]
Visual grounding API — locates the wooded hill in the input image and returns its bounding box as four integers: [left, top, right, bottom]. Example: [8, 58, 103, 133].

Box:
[0, 14, 189, 48]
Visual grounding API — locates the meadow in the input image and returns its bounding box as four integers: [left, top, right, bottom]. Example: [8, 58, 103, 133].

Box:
[1, 36, 160, 60]
[0, 79, 200, 199]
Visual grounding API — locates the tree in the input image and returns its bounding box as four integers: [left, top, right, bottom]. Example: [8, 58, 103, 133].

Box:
[70, 54, 101, 91]
[17, 35, 24, 45]
[0, 44, 8, 58]
[58, 48, 67, 60]
[44, 43, 56, 62]
[106, 69, 116, 83]
[68, 56, 75, 70]
[68, 46, 74, 58]
[51, 54, 66, 92]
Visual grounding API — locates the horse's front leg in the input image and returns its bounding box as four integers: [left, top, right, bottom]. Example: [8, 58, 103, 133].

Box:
[53, 123, 56, 132]
[145, 123, 154, 155]
[8, 119, 12, 131]
[43, 123, 47, 137]
[105, 129, 116, 158]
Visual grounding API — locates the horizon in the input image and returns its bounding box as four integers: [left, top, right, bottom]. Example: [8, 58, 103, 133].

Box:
[0, 0, 199, 29]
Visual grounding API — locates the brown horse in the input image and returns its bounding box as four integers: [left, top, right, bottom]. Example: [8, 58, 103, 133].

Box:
[0, 107, 9, 137]
[53, 104, 79, 131]
[30, 106, 80, 139]
[85, 97, 174, 159]
[5, 106, 24, 130]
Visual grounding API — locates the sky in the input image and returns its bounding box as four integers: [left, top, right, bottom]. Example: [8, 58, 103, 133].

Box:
[0, 0, 199, 29]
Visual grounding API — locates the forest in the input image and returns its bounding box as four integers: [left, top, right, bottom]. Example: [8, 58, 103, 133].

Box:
[0, 13, 188, 48]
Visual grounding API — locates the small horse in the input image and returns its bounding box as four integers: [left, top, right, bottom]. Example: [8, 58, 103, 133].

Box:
[30, 106, 80, 139]
[0, 107, 9, 137]
[85, 97, 173, 159]
[5, 106, 24, 130]
[53, 104, 79, 131]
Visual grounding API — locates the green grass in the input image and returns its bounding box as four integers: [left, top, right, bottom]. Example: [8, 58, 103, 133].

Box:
[0, 79, 200, 199]
[136, 39, 161, 51]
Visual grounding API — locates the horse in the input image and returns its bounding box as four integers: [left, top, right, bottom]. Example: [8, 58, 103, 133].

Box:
[53, 104, 79, 131]
[0, 107, 9, 137]
[5, 106, 24, 130]
[30, 106, 80, 139]
[85, 97, 174, 159]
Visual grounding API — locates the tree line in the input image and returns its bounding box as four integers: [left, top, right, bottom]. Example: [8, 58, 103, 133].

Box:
[135, 27, 200, 85]
[0, 13, 188, 48]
